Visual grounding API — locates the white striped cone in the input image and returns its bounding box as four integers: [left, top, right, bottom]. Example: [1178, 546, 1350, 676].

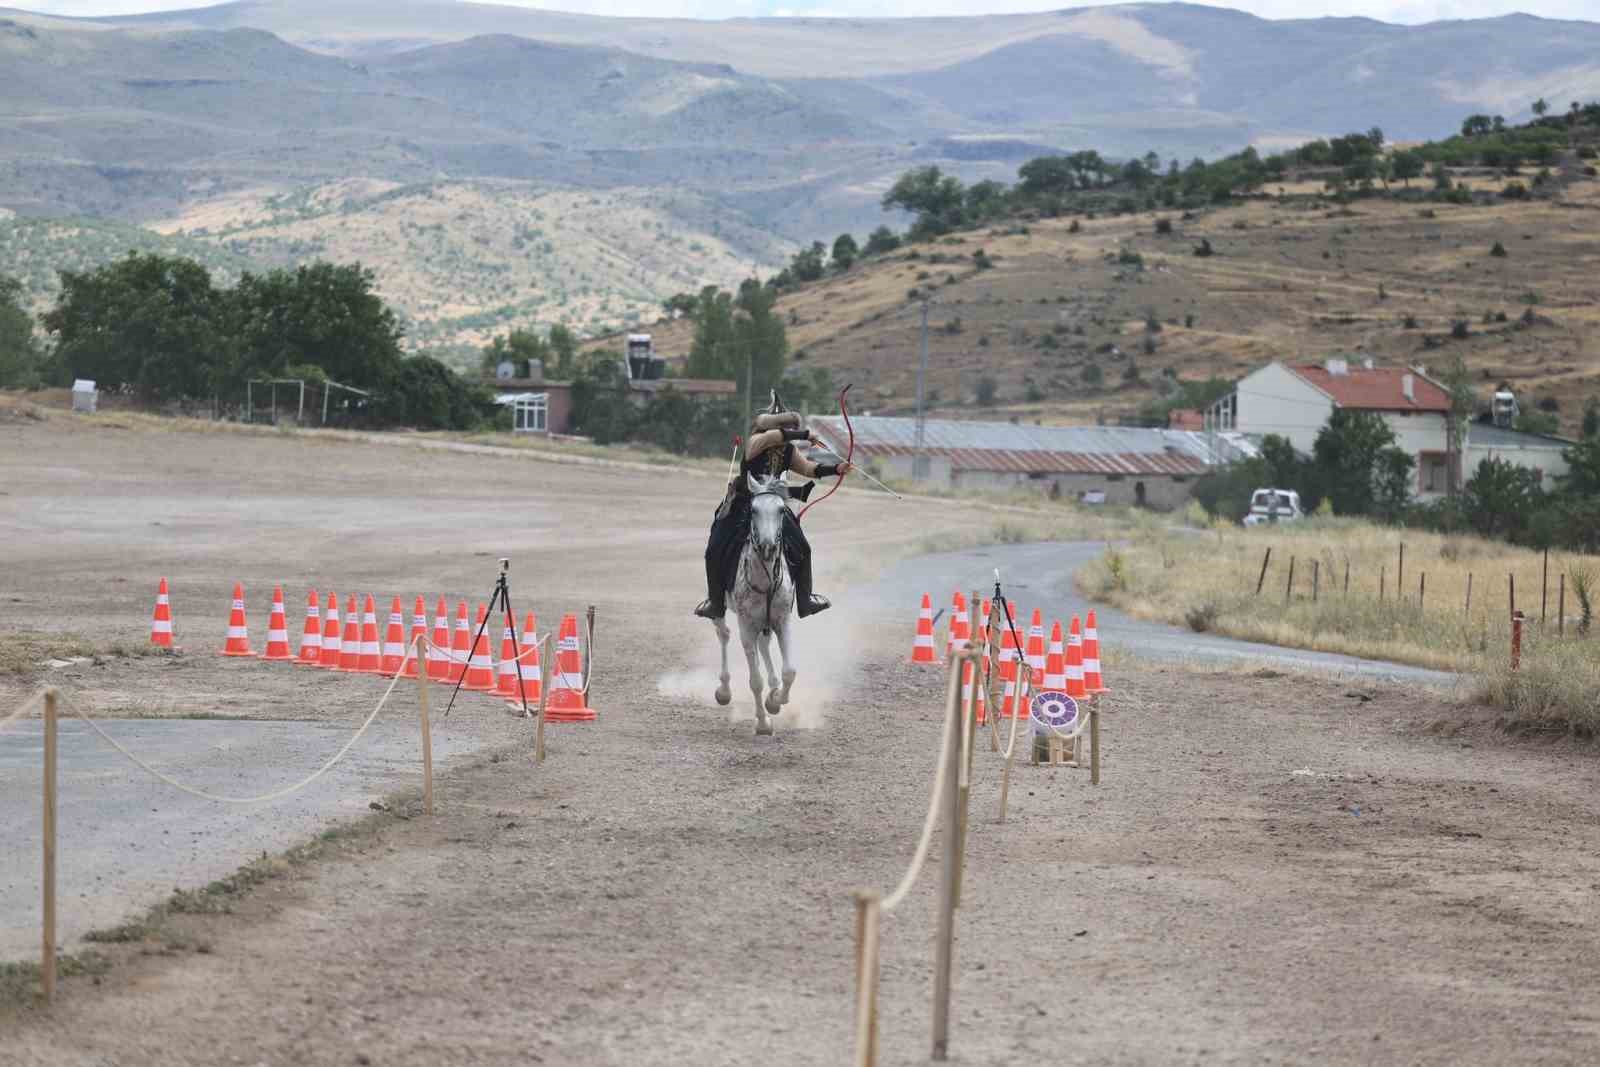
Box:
[946, 591, 969, 655]
[427, 597, 450, 681]
[448, 601, 470, 683]
[547, 613, 596, 720]
[262, 585, 293, 660]
[318, 593, 342, 668]
[379, 597, 407, 675]
[296, 590, 322, 665]
[495, 625, 520, 697]
[402, 597, 427, 679]
[221, 582, 253, 656]
[1043, 621, 1066, 691]
[506, 612, 542, 707]
[357, 596, 382, 674]
[1066, 616, 1088, 700]
[1026, 610, 1046, 675]
[463, 603, 496, 692]
[150, 578, 174, 647]
[911, 594, 937, 664]
[1084, 610, 1109, 693]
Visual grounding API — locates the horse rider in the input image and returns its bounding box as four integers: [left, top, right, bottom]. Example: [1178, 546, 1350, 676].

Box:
[694, 394, 852, 620]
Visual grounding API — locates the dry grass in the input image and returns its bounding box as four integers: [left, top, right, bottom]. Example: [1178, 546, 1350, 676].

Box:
[1085, 519, 1600, 729]
[0, 630, 168, 676]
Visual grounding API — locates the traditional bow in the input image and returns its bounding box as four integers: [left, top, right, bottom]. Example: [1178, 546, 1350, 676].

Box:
[796, 384, 854, 524]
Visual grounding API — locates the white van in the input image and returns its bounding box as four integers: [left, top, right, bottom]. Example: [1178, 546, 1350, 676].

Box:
[1242, 488, 1303, 526]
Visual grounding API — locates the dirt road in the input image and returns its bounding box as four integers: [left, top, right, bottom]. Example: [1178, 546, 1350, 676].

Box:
[5, 413, 1600, 1065]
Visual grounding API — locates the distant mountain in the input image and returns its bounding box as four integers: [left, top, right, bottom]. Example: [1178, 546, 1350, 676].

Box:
[3, 0, 1600, 345]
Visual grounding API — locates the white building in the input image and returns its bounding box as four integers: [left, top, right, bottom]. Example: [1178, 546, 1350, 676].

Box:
[1211, 359, 1570, 498]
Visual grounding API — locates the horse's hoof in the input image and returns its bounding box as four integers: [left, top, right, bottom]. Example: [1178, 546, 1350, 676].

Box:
[756, 722, 774, 737]
[765, 693, 782, 715]
[715, 685, 732, 706]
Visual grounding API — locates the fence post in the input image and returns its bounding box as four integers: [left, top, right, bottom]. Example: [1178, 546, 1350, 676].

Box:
[1466, 573, 1473, 616]
[1542, 548, 1549, 627]
[1255, 547, 1272, 596]
[1510, 574, 1516, 619]
[852, 890, 882, 1067]
[1089, 698, 1101, 786]
[1398, 542, 1405, 598]
[1285, 556, 1296, 605]
[415, 640, 434, 816]
[535, 634, 552, 764]
[1344, 559, 1350, 596]
[1559, 574, 1566, 638]
[1511, 611, 1525, 671]
[1312, 560, 1320, 602]
[1419, 572, 1425, 613]
[42, 688, 58, 1004]
[1380, 565, 1385, 602]
[931, 659, 965, 1062]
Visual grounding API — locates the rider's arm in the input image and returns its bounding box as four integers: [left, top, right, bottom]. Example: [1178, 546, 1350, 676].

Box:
[745, 429, 785, 457]
[752, 412, 802, 432]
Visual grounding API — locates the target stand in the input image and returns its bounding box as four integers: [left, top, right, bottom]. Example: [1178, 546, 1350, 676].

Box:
[1029, 690, 1082, 767]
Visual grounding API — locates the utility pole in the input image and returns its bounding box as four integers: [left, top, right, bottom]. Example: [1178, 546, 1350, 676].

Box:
[915, 298, 930, 481]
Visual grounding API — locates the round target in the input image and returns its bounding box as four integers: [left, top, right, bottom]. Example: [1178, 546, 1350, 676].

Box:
[1030, 690, 1079, 732]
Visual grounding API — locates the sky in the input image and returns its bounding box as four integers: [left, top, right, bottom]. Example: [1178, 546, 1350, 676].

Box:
[16, 0, 1600, 24]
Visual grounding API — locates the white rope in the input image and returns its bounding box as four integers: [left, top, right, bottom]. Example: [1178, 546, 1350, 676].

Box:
[881, 661, 963, 914]
[0, 688, 46, 735]
[427, 633, 543, 666]
[582, 613, 597, 699]
[63, 636, 424, 806]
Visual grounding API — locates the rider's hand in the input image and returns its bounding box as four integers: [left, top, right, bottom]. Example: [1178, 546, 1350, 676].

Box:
[837, 461, 853, 475]
[808, 431, 822, 447]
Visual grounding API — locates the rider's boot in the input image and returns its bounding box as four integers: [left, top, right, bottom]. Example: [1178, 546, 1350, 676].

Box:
[793, 552, 830, 618]
[694, 553, 725, 619]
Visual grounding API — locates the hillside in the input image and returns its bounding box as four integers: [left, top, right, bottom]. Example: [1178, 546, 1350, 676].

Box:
[620, 172, 1600, 438]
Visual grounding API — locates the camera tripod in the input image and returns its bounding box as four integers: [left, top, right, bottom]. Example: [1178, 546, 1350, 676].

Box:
[443, 557, 535, 719]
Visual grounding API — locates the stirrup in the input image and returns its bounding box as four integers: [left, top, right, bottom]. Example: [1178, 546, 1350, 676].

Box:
[694, 598, 724, 619]
[798, 594, 831, 618]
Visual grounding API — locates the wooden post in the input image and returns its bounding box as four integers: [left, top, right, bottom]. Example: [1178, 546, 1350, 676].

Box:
[1089, 698, 1101, 787]
[42, 688, 58, 1004]
[1380, 565, 1385, 602]
[1398, 542, 1405, 598]
[1558, 575, 1566, 637]
[1510, 574, 1516, 619]
[1312, 560, 1320, 602]
[1255, 547, 1272, 596]
[852, 890, 882, 1067]
[1285, 556, 1296, 604]
[1466, 573, 1473, 615]
[535, 634, 551, 764]
[415, 642, 434, 815]
[583, 604, 597, 708]
[1511, 611, 1525, 671]
[931, 660, 965, 1062]
[1419, 572, 1426, 613]
[1344, 559, 1350, 596]
[1541, 548, 1549, 627]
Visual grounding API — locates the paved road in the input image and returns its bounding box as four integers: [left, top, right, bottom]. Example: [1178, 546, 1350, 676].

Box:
[0, 715, 503, 958]
[868, 541, 1458, 688]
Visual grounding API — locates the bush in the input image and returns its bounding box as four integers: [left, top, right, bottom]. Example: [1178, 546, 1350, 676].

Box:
[943, 316, 963, 335]
[975, 375, 998, 406]
[1116, 247, 1144, 268]
[1155, 218, 1173, 235]
[1193, 238, 1215, 257]
[1144, 312, 1162, 334]
[1185, 603, 1220, 633]
[1403, 313, 1420, 329]
[1490, 240, 1509, 257]
[1451, 320, 1471, 339]
[1082, 363, 1104, 386]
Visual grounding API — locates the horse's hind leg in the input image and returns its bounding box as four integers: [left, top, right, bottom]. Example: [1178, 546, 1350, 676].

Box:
[774, 618, 797, 706]
[739, 618, 771, 735]
[713, 616, 732, 706]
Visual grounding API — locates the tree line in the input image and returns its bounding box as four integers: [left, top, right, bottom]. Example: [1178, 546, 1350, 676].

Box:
[0, 253, 497, 430]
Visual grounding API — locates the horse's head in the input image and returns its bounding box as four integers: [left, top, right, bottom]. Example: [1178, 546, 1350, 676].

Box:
[747, 473, 786, 568]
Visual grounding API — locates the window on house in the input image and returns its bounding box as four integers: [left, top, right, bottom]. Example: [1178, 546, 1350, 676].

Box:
[1172, 475, 1189, 484]
[1106, 474, 1126, 483]
[513, 394, 547, 433]
[1421, 453, 1448, 492]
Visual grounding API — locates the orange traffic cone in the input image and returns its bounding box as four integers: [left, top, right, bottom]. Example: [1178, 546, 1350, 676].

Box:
[546, 613, 597, 722]
[318, 592, 342, 668]
[427, 597, 450, 681]
[379, 596, 406, 675]
[448, 601, 470, 683]
[974, 605, 990, 725]
[402, 596, 427, 679]
[998, 603, 1021, 717]
[337, 594, 362, 671]
[911, 594, 937, 664]
[463, 603, 495, 691]
[947, 591, 969, 655]
[510, 612, 542, 709]
[150, 578, 175, 648]
[297, 590, 322, 665]
[356, 595, 382, 674]
[221, 582, 254, 657]
[262, 585, 294, 661]
[1065, 616, 1089, 701]
[1043, 621, 1066, 691]
[1026, 608, 1046, 678]
[494, 620, 520, 698]
[1084, 610, 1109, 694]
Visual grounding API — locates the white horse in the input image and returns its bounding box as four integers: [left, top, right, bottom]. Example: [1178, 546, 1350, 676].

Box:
[712, 473, 798, 736]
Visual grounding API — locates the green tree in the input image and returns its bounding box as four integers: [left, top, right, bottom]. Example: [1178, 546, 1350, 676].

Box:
[830, 233, 859, 272]
[882, 166, 967, 237]
[1582, 397, 1599, 439]
[863, 226, 901, 256]
[231, 262, 403, 392]
[1462, 114, 1494, 137]
[1533, 98, 1549, 118]
[0, 276, 47, 389]
[1559, 434, 1600, 497]
[788, 241, 827, 283]
[376, 355, 496, 430]
[1311, 409, 1412, 517]
[1462, 456, 1542, 538]
[44, 253, 228, 401]
[1390, 150, 1425, 185]
[548, 324, 578, 378]
[480, 329, 550, 376]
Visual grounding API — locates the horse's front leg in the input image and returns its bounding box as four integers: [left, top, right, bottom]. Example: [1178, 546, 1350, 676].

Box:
[759, 630, 783, 716]
[774, 616, 797, 706]
[738, 616, 771, 735]
[712, 616, 732, 706]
